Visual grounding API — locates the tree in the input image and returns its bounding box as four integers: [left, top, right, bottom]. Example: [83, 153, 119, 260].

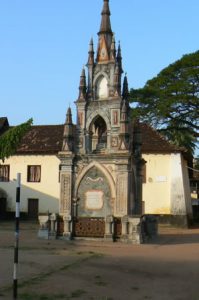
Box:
[0, 119, 33, 161]
[130, 50, 199, 155]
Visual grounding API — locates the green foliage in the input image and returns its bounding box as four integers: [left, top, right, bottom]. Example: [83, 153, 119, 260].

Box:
[0, 118, 33, 161]
[130, 50, 199, 154]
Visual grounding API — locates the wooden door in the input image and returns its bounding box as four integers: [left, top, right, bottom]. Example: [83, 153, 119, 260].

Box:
[28, 199, 39, 220]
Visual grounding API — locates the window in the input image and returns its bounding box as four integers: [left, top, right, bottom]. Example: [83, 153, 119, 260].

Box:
[0, 165, 10, 182]
[27, 165, 41, 182]
[96, 76, 108, 99]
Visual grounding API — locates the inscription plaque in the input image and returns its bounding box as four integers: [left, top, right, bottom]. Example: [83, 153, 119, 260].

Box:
[85, 190, 104, 210]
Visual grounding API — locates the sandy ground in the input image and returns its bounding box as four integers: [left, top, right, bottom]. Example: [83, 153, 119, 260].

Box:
[0, 222, 199, 300]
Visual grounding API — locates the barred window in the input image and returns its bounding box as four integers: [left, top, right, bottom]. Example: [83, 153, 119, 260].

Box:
[0, 165, 10, 182]
[27, 165, 41, 182]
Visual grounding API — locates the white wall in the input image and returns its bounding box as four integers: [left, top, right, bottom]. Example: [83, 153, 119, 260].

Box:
[142, 153, 192, 218]
[170, 153, 192, 216]
[0, 155, 60, 214]
[142, 154, 171, 214]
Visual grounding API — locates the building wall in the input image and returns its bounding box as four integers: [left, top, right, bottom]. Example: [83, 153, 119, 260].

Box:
[142, 153, 191, 218]
[170, 153, 192, 216]
[142, 154, 171, 214]
[0, 152, 192, 222]
[0, 155, 60, 214]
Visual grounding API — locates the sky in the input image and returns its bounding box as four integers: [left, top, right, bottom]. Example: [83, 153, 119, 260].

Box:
[0, 0, 199, 126]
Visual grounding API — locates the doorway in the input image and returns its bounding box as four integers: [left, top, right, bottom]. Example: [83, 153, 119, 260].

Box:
[28, 198, 39, 220]
[0, 198, 7, 219]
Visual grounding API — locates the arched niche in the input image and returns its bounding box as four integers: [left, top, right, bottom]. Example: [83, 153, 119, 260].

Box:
[89, 115, 107, 152]
[76, 166, 112, 218]
[95, 76, 108, 99]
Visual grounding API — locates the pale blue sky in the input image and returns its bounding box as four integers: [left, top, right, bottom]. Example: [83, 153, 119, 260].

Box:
[0, 0, 199, 126]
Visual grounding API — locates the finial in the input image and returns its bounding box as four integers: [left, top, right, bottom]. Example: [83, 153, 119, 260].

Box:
[110, 33, 116, 60]
[122, 74, 129, 100]
[88, 39, 94, 65]
[99, 0, 112, 34]
[65, 106, 73, 125]
[78, 67, 87, 100]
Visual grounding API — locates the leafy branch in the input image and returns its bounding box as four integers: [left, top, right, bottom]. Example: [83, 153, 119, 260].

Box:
[0, 118, 33, 161]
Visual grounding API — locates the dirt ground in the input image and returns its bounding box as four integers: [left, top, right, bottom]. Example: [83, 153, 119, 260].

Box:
[0, 222, 199, 300]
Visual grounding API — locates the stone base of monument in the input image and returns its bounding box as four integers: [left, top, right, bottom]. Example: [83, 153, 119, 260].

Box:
[38, 229, 49, 239]
[141, 214, 158, 242]
[62, 232, 72, 240]
[48, 231, 57, 240]
[104, 234, 114, 241]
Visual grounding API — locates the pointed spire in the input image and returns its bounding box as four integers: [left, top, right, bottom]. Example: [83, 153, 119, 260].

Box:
[97, 0, 113, 60]
[87, 38, 94, 65]
[122, 100, 127, 114]
[113, 64, 121, 96]
[78, 67, 87, 101]
[99, 0, 112, 34]
[117, 41, 123, 72]
[110, 34, 116, 61]
[62, 106, 74, 151]
[122, 73, 129, 100]
[65, 107, 73, 125]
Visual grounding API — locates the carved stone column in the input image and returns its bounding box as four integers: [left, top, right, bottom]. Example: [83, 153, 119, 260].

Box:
[38, 215, 50, 239]
[63, 214, 72, 240]
[128, 216, 143, 244]
[104, 215, 114, 241]
[121, 215, 129, 241]
[49, 213, 58, 239]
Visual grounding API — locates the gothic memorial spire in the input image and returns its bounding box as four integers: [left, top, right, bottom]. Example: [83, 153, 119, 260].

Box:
[97, 0, 113, 62]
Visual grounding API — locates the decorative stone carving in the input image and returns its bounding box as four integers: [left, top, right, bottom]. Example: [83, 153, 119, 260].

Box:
[63, 214, 72, 240]
[105, 215, 114, 240]
[121, 215, 129, 236]
[38, 215, 49, 230]
[60, 174, 71, 214]
[49, 213, 58, 239]
[128, 217, 143, 244]
[38, 215, 50, 239]
[116, 173, 128, 215]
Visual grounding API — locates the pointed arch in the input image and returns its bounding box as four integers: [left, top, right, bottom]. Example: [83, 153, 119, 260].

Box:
[89, 115, 107, 151]
[93, 72, 109, 99]
[75, 161, 116, 199]
[86, 111, 111, 132]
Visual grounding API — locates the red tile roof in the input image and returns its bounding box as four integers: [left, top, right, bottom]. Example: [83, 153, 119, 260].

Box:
[14, 122, 183, 155]
[139, 123, 183, 153]
[16, 125, 64, 154]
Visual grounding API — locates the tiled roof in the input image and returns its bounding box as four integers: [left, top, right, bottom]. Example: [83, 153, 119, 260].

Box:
[16, 125, 64, 154]
[140, 123, 183, 153]
[14, 122, 183, 155]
